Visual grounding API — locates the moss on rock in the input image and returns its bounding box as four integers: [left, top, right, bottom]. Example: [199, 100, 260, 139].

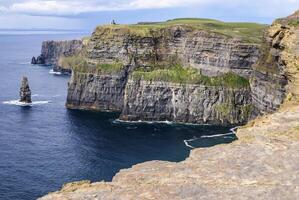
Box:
[132, 64, 250, 88]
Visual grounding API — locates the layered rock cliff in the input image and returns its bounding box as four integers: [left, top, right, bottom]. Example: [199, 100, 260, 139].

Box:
[64, 19, 264, 125]
[86, 25, 260, 77]
[120, 79, 252, 125]
[66, 66, 129, 111]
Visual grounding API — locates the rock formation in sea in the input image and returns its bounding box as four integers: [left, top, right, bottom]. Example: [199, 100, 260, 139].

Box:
[31, 55, 46, 65]
[39, 10, 299, 200]
[19, 77, 32, 103]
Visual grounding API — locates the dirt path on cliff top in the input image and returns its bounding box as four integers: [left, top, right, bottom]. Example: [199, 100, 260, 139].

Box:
[39, 103, 299, 200]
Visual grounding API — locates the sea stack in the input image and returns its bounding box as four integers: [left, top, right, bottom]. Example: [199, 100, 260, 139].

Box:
[19, 77, 32, 103]
[31, 56, 37, 64]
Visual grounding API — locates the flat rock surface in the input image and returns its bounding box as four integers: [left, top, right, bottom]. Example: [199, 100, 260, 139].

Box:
[39, 104, 299, 200]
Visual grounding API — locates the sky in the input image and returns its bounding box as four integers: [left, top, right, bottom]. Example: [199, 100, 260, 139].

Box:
[0, 0, 298, 31]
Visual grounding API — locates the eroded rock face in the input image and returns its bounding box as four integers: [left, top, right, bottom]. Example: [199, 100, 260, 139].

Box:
[120, 79, 252, 125]
[19, 77, 31, 103]
[250, 11, 299, 116]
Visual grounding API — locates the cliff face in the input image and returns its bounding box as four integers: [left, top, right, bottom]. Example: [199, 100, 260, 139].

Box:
[66, 67, 129, 111]
[250, 12, 299, 115]
[41, 40, 83, 65]
[120, 79, 251, 124]
[65, 21, 263, 124]
[87, 25, 259, 77]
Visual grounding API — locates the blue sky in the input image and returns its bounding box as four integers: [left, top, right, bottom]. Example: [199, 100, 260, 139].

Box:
[0, 0, 298, 31]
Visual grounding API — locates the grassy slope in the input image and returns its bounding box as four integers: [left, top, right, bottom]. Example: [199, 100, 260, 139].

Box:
[96, 18, 266, 43]
[132, 65, 250, 89]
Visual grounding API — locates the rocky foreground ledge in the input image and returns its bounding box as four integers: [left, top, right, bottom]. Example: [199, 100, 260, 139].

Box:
[39, 103, 299, 200]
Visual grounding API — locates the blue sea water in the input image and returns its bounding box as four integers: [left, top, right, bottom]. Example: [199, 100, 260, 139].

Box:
[0, 33, 236, 200]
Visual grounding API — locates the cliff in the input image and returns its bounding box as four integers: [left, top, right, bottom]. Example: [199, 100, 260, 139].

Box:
[66, 66, 129, 111]
[40, 11, 299, 200]
[32, 40, 84, 73]
[64, 19, 264, 125]
[120, 79, 252, 125]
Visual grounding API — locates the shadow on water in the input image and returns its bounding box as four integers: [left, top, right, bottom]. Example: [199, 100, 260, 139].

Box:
[65, 109, 237, 182]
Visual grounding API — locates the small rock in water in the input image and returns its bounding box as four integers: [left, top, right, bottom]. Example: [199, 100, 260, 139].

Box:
[31, 54, 45, 65]
[19, 77, 32, 103]
[31, 56, 37, 64]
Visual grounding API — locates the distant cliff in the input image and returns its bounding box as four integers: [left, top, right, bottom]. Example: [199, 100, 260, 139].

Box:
[32, 40, 83, 73]
[62, 19, 264, 125]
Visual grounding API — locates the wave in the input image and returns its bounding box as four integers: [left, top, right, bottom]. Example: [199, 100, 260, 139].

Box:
[200, 132, 235, 138]
[18, 62, 31, 65]
[113, 119, 175, 125]
[49, 69, 62, 75]
[3, 100, 50, 106]
[126, 126, 138, 130]
[113, 119, 214, 126]
[183, 137, 199, 148]
[184, 126, 239, 149]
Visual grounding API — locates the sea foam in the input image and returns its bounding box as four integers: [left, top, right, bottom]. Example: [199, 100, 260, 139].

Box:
[49, 69, 62, 75]
[3, 100, 50, 106]
[184, 126, 239, 148]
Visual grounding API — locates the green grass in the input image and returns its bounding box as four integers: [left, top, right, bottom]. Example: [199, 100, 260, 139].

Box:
[216, 103, 253, 121]
[95, 62, 124, 73]
[275, 14, 299, 27]
[132, 64, 250, 88]
[59, 56, 125, 74]
[58, 56, 87, 70]
[288, 19, 299, 27]
[95, 18, 266, 43]
[253, 38, 280, 74]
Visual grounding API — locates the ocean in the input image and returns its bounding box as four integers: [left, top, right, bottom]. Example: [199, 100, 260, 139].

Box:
[0, 33, 236, 200]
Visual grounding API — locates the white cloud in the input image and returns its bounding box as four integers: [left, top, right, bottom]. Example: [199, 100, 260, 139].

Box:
[0, 0, 298, 17]
[0, 0, 213, 16]
[129, 0, 200, 9]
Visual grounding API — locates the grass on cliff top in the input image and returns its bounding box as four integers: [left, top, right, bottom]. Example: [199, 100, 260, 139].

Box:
[59, 56, 125, 74]
[132, 64, 250, 89]
[95, 18, 266, 43]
